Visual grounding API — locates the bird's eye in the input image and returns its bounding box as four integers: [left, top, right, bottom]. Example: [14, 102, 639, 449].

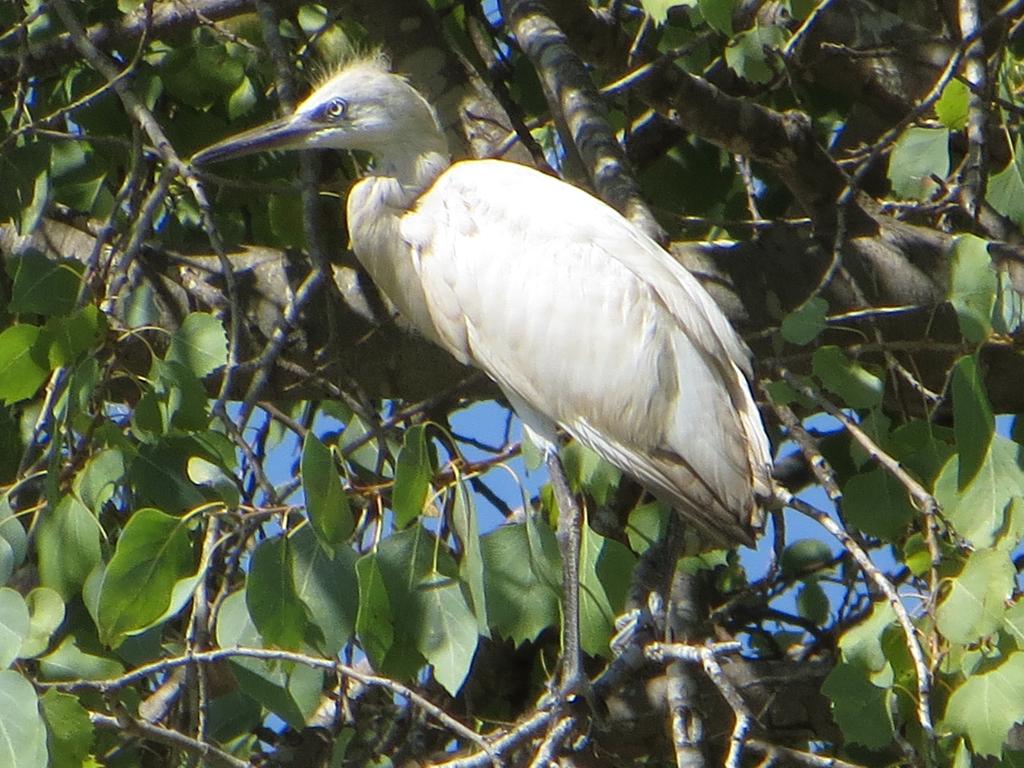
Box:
[323, 97, 347, 121]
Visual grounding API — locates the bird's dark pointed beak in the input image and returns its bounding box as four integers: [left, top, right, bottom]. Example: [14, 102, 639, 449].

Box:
[191, 114, 314, 165]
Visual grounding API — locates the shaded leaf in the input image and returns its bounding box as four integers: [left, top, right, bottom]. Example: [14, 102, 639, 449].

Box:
[452, 480, 488, 634]
[781, 297, 828, 345]
[822, 661, 894, 748]
[842, 468, 915, 540]
[953, 355, 994, 488]
[481, 522, 560, 646]
[290, 526, 357, 656]
[888, 126, 949, 199]
[247, 536, 307, 650]
[215, 590, 322, 729]
[948, 235, 997, 343]
[355, 552, 394, 668]
[96, 508, 195, 646]
[37, 496, 101, 601]
[811, 346, 883, 408]
[392, 425, 433, 528]
[301, 432, 353, 549]
[780, 538, 833, 578]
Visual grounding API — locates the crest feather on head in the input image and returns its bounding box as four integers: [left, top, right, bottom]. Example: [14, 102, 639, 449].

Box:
[312, 48, 392, 88]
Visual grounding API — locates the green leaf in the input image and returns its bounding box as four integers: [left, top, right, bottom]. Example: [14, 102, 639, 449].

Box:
[796, 581, 830, 626]
[228, 76, 258, 120]
[944, 652, 1024, 758]
[994, 269, 1024, 336]
[1003, 600, 1024, 650]
[888, 126, 949, 199]
[36, 496, 101, 601]
[842, 467, 915, 540]
[625, 502, 670, 554]
[890, 420, 955, 486]
[19, 588, 65, 659]
[0, 670, 48, 768]
[580, 524, 635, 657]
[698, 0, 733, 35]
[0, 325, 48, 405]
[166, 312, 227, 379]
[392, 425, 433, 528]
[6, 252, 82, 317]
[0, 588, 29, 669]
[948, 234, 997, 343]
[37, 635, 123, 682]
[373, 527, 478, 695]
[811, 346, 883, 409]
[289, 526, 358, 656]
[988, 138, 1024, 228]
[452, 480, 488, 634]
[724, 26, 786, 84]
[641, 0, 683, 25]
[822, 661, 895, 748]
[839, 601, 897, 672]
[780, 538, 833, 578]
[781, 297, 828, 345]
[130, 433, 234, 513]
[38, 305, 106, 367]
[936, 549, 1014, 645]
[563, 442, 621, 508]
[934, 437, 1024, 547]
[301, 432, 353, 549]
[215, 590, 322, 729]
[246, 536, 307, 650]
[39, 689, 93, 768]
[953, 355, 994, 488]
[72, 448, 125, 514]
[96, 508, 195, 646]
[936, 78, 969, 130]
[481, 522, 561, 646]
[355, 552, 394, 668]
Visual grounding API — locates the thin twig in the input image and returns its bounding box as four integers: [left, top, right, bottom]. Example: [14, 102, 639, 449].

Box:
[90, 711, 250, 768]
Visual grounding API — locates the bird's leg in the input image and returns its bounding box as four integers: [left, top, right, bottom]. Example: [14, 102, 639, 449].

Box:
[545, 449, 587, 697]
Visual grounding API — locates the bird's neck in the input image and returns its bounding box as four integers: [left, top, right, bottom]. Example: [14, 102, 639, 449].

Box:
[372, 141, 450, 204]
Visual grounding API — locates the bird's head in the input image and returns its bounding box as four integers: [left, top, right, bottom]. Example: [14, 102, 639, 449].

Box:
[193, 54, 448, 170]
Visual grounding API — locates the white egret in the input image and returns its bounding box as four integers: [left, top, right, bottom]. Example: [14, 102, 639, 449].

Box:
[194, 54, 772, 691]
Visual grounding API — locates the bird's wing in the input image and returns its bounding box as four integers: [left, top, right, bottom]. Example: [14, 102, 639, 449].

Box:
[401, 160, 770, 543]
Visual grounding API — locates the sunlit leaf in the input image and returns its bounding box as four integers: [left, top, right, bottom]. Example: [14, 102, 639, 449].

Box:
[166, 312, 228, 379]
[934, 437, 1024, 547]
[0, 588, 29, 669]
[936, 549, 1014, 645]
[936, 78, 969, 130]
[944, 652, 1024, 758]
[0, 670, 48, 768]
[39, 689, 93, 768]
[989, 138, 1024, 228]
[0, 325, 48, 405]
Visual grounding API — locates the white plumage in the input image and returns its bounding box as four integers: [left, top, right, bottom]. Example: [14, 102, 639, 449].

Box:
[195, 56, 772, 547]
